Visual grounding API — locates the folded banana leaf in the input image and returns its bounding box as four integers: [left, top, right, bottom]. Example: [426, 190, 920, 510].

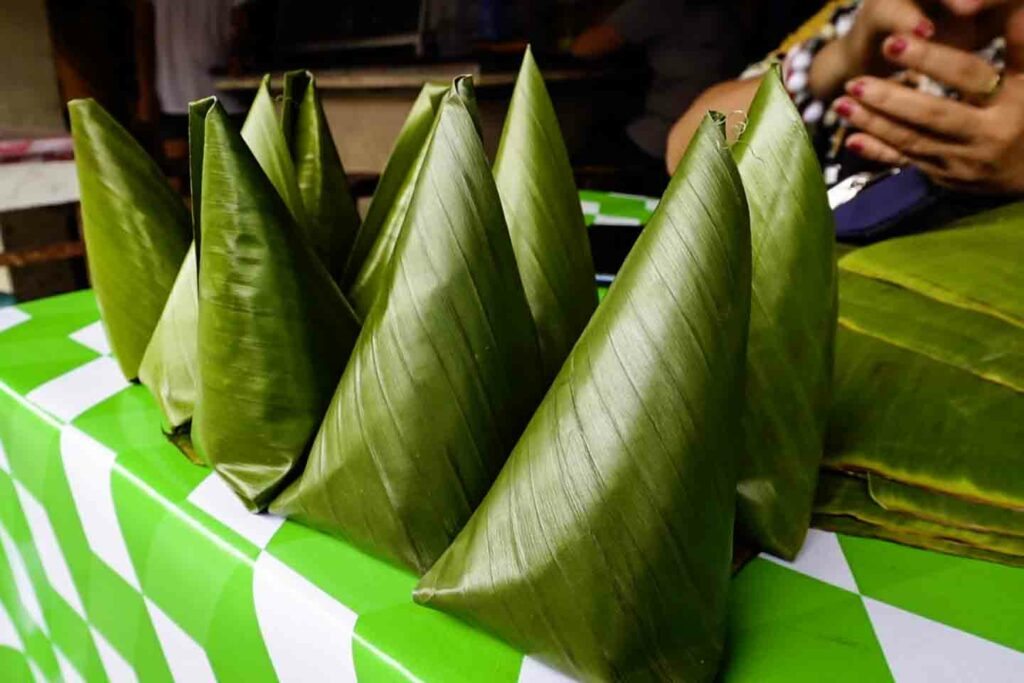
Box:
[493, 47, 596, 379]
[241, 75, 311, 234]
[345, 82, 463, 316]
[415, 114, 751, 682]
[731, 68, 837, 560]
[813, 515, 1024, 567]
[868, 473, 1024, 538]
[68, 99, 192, 379]
[342, 82, 448, 292]
[282, 70, 361, 281]
[814, 471, 1024, 563]
[271, 79, 544, 573]
[192, 101, 361, 511]
[838, 270, 1024, 392]
[824, 325, 1024, 510]
[839, 201, 1024, 328]
[137, 98, 215, 458]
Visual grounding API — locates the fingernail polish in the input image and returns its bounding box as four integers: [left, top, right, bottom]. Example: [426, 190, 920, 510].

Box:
[886, 36, 908, 57]
[836, 100, 854, 118]
[913, 19, 934, 38]
[847, 80, 866, 98]
[847, 140, 864, 153]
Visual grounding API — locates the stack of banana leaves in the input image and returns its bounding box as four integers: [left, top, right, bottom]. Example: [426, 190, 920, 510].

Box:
[816, 205, 1024, 567]
[70, 55, 843, 680]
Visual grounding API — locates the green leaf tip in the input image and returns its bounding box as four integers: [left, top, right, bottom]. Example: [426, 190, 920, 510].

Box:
[69, 97, 191, 380]
[271, 77, 544, 574]
[731, 67, 837, 560]
[414, 116, 751, 681]
[495, 47, 596, 382]
[193, 101, 361, 511]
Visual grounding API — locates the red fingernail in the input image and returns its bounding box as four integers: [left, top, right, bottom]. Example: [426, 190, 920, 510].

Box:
[836, 100, 855, 118]
[847, 140, 864, 153]
[847, 80, 866, 98]
[886, 36, 908, 57]
[913, 19, 934, 38]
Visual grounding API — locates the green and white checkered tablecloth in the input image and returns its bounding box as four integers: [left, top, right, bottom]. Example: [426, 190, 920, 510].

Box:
[1, 194, 1022, 682]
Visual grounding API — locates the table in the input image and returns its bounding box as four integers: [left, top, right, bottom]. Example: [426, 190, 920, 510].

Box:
[1, 193, 1022, 682]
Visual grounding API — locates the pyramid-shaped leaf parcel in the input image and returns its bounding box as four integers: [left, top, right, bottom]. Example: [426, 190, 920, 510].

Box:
[193, 102, 360, 510]
[282, 70, 361, 282]
[731, 68, 837, 560]
[69, 98, 192, 379]
[415, 115, 751, 681]
[271, 80, 544, 574]
[493, 47, 597, 380]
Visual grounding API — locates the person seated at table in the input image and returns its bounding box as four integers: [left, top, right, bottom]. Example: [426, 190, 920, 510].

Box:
[666, 0, 1024, 208]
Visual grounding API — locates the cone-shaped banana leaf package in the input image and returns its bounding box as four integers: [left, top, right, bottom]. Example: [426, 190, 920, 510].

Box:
[69, 99, 192, 380]
[731, 70, 837, 560]
[345, 82, 451, 315]
[138, 98, 215, 455]
[193, 102, 361, 511]
[282, 70, 361, 282]
[814, 472, 1024, 567]
[271, 80, 544, 573]
[494, 47, 597, 380]
[415, 115, 751, 682]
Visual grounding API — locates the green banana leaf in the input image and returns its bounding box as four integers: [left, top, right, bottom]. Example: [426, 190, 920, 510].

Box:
[192, 101, 361, 511]
[840, 201, 1024, 328]
[344, 83, 451, 314]
[271, 79, 544, 574]
[282, 70, 361, 281]
[342, 82, 447, 286]
[730, 68, 837, 560]
[137, 99, 215, 451]
[814, 472, 1024, 563]
[68, 99, 192, 379]
[838, 269, 1024, 392]
[493, 47, 596, 380]
[824, 325, 1024, 510]
[868, 474, 1024, 539]
[813, 515, 1024, 568]
[240, 75, 311, 233]
[415, 114, 751, 682]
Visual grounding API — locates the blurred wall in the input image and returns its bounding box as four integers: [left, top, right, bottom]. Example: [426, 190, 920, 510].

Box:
[0, 0, 64, 134]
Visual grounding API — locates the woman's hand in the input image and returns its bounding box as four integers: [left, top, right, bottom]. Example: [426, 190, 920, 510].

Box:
[838, 8, 1024, 194]
[810, 0, 1011, 99]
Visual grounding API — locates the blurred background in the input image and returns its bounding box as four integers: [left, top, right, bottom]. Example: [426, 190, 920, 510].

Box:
[0, 0, 820, 304]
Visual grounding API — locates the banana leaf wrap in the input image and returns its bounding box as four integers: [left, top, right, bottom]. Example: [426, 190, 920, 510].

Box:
[838, 270, 1024, 392]
[813, 516, 1024, 567]
[68, 98, 192, 379]
[138, 98, 215, 455]
[342, 82, 448, 295]
[824, 325, 1024, 510]
[868, 474, 1024, 539]
[493, 47, 596, 380]
[241, 75, 311, 235]
[193, 101, 361, 511]
[814, 472, 1024, 565]
[271, 80, 544, 574]
[415, 115, 751, 682]
[731, 69, 837, 560]
[840, 201, 1024, 328]
[282, 70, 361, 281]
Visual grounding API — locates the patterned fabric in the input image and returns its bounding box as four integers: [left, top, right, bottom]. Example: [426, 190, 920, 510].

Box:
[1, 193, 1023, 680]
[742, 0, 1006, 194]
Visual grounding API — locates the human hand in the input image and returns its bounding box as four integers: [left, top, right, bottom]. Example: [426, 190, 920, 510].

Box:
[570, 24, 625, 60]
[838, 7, 1024, 194]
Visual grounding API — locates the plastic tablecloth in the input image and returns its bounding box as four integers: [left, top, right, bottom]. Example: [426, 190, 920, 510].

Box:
[0, 192, 1022, 682]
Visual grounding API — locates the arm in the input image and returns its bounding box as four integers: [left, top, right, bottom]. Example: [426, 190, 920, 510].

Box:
[664, 78, 761, 174]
